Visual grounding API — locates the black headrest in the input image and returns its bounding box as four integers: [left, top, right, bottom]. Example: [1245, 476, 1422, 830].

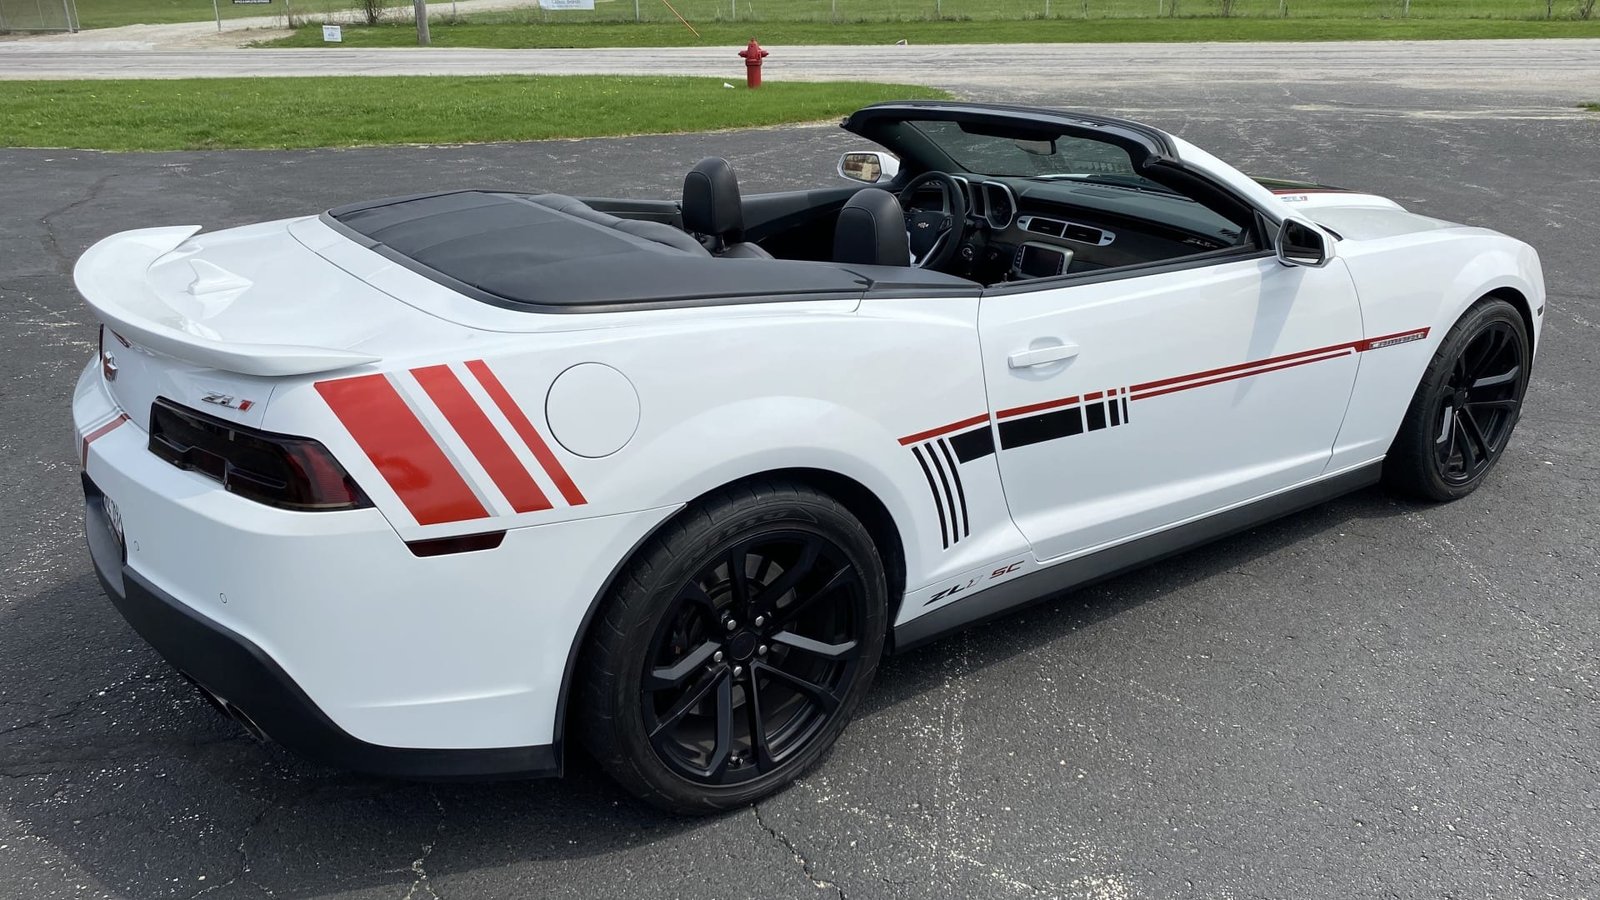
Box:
[683, 157, 744, 239]
[833, 188, 910, 268]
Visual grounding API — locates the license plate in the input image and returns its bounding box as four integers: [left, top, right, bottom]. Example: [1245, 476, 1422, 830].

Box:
[103, 494, 125, 548]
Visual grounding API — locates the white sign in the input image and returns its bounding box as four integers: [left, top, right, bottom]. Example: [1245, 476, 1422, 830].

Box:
[539, 0, 596, 9]
[322, 24, 343, 42]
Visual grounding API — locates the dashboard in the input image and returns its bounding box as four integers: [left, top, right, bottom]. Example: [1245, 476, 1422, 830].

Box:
[931, 174, 1250, 284]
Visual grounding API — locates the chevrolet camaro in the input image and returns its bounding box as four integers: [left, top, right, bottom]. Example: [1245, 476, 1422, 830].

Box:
[72, 102, 1542, 813]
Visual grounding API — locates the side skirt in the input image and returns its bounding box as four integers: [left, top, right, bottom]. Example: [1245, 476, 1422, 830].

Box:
[891, 461, 1383, 652]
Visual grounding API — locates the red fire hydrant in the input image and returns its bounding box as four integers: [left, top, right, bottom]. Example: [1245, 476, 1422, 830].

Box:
[739, 39, 769, 89]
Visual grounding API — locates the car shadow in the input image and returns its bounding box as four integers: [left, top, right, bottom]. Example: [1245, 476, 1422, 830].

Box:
[0, 486, 1421, 897]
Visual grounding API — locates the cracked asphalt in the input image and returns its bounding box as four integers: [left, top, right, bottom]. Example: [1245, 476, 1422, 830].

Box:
[1, 72, 1598, 899]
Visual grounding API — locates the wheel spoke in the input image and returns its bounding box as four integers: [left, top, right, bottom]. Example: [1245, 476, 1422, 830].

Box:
[1471, 366, 1519, 391]
[645, 640, 720, 691]
[1466, 327, 1502, 375]
[726, 546, 751, 607]
[705, 673, 734, 779]
[752, 537, 821, 608]
[770, 563, 857, 629]
[1465, 398, 1519, 413]
[743, 676, 776, 773]
[772, 630, 860, 661]
[649, 666, 727, 740]
[1453, 416, 1479, 471]
[1460, 407, 1494, 459]
[754, 660, 842, 714]
[678, 581, 719, 616]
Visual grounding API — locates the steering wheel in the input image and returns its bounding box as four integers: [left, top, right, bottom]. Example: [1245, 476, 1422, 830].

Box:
[897, 171, 969, 271]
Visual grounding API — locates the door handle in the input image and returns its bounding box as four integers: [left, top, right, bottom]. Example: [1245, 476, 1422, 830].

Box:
[1008, 342, 1080, 369]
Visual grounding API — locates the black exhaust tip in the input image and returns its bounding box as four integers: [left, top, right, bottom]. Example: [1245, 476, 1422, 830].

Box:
[181, 670, 267, 741]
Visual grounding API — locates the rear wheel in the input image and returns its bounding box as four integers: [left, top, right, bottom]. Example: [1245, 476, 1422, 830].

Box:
[1384, 297, 1530, 501]
[577, 481, 887, 814]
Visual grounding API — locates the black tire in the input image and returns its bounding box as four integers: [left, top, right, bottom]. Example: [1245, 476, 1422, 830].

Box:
[576, 480, 887, 814]
[1383, 296, 1530, 502]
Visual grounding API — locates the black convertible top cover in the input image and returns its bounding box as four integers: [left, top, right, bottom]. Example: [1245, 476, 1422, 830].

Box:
[325, 190, 970, 312]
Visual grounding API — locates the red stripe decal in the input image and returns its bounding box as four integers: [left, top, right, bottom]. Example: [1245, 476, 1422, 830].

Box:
[1132, 349, 1353, 402]
[316, 374, 488, 526]
[899, 413, 990, 446]
[81, 413, 129, 467]
[996, 395, 1079, 421]
[1130, 340, 1361, 395]
[412, 365, 552, 515]
[464, 359, 587, 507]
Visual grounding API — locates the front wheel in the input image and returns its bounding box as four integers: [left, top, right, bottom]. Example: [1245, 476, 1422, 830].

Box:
[576, 481, 887, 814]
[1384, 296, 1530, 502]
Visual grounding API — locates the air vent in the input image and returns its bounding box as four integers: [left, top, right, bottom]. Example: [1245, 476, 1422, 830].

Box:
[1063, 223, 1104, 244]
[1025, 218, 1065, 237]
[1018, 216, 1114, 246]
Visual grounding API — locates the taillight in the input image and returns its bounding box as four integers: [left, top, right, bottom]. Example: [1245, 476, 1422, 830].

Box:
[148, 398, 371, 512]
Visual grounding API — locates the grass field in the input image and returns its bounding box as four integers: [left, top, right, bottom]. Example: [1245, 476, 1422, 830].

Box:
[64, 0, 499, 29]
[1583, 102, 1600, 110]
[259, 16, 1600, 47]
[0, 76, 946, 151]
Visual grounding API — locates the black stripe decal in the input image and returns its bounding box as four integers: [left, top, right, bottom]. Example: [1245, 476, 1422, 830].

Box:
[911, 445, 949, 549]
[949, 425, 995, 462]
[925, 441, 962, 544]
[999, 405, 1084, 450]
[1122, 393, 1130, 423]
[1109, 396, 1121, 427]
[1085, 400, 1108, 432]
[937, 438, 970, 538]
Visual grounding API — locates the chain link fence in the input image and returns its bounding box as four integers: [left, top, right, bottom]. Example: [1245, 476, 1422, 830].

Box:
[0, 0, 79, 32]
[20, 0, 1596, 31]
[488, 0, 1593, 21]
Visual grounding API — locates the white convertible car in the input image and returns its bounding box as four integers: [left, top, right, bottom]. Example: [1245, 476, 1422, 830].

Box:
[73, 102, 1542, 812]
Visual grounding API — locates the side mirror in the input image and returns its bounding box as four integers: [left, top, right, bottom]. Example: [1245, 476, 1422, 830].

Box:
[838, 151, 901, 185]
[1276, 217, 1334, 268]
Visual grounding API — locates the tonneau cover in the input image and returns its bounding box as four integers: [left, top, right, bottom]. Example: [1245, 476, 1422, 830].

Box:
[327, 191, 956, 312]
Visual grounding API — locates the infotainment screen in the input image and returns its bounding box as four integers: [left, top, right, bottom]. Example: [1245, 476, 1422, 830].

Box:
[1014, 243, 1068, 279]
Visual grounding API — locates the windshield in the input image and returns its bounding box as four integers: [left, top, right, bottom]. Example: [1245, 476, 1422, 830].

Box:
[905, 120, 1173, 193]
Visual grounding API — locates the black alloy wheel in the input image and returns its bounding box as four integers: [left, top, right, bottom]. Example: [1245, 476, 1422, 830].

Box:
[1385, 296, 1531, 501]
[1432, 319, 1524, 485]
[578, 481, 887, 813]
[642, 532, 867, 785]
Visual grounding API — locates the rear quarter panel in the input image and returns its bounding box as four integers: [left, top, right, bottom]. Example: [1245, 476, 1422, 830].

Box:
[261, 294, 1018, 612]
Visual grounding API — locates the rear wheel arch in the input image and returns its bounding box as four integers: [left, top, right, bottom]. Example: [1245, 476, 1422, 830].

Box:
[551, 467, 907, 768]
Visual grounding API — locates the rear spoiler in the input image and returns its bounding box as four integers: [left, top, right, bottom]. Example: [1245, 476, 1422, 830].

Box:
[74, 226, 381, 377]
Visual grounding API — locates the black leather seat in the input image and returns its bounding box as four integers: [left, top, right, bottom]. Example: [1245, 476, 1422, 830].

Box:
[833, 188, 911, 268]
[682, 157, 772, 259]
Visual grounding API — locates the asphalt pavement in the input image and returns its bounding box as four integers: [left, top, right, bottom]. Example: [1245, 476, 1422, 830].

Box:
[0, 67, 1597, 899]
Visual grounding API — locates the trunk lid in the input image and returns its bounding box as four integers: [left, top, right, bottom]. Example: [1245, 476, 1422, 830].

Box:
[75, 218, 446, 429]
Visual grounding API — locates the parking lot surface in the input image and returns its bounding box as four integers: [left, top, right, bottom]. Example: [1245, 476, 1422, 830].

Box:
[1, 75, 1596, 898]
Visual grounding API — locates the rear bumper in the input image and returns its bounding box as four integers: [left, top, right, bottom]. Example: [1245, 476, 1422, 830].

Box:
[86, 472, 559, 781]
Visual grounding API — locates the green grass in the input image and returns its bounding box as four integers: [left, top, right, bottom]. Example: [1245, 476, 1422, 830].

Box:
[0, 76, 947, 151]
[256, 15, 1600, 47]
[69, 0, 398, 28]
[1582, 102, 1600, 110]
